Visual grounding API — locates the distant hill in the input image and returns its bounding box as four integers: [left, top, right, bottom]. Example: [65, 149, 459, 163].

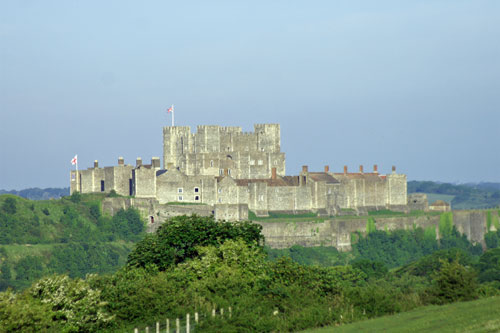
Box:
[0, 187, 69, 200]
[408, 181, 500, 210]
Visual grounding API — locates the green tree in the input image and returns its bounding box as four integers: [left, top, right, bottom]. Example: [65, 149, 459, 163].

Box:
[428, 259, 478, 304]
[127, 215, 263, 270]
[477, 248, 500, 283]
[2, 197, 17, 214]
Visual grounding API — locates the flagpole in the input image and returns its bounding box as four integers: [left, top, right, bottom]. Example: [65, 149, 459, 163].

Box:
[172, 104, 175, 127]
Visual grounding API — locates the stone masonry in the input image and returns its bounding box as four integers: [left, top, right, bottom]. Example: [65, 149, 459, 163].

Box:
[71, 123, 409, 221]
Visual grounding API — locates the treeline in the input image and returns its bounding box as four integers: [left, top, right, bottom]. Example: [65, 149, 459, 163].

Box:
[0, 242, 132, 291]
[0, 187, 69, 200]
[0, 192, 144, 291]
[408, 180, 500, 209]
[1, 215, 499, 332]
[0, 192, 143, 244]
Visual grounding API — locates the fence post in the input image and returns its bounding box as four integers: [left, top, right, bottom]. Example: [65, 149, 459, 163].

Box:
[176, 318, 180, 333]
[212, 308, 215, 317]
[220, 308, 224, 317]
[134, 329, 138, 333]
[156, 321, 160, 333]
[186, 313, 190, 333]
[195, 312, 199, 323]
[229, 307, 232, 318]
[166, 318, 170, 333]
[146, 327, 149, 333]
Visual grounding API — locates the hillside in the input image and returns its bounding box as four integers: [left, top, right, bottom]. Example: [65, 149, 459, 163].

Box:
[0, 192, 144, 290]
[408, 181, 500, 209]
[303, 295, 500, 333]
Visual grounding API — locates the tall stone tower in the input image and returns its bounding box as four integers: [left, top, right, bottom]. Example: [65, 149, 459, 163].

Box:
[162, 124, 285, 179]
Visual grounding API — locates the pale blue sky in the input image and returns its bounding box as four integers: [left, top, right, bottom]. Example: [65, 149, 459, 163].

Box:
[1, 1, 499, 189]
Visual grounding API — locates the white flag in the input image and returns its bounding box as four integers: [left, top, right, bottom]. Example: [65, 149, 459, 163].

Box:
[71, 155, 78, 165]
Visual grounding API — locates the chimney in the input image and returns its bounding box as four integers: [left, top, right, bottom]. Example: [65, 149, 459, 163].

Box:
[344, 165, 348, 174]
[94, 160, 99, 168]
[373, 164, 378, 173]
[271, 167, 277, 180]
[302, 165, 308, 173]
[136, 157, 142, 167]
[152, 157, 161, 169]
[118, 157, 124, 165]
[392, 165, 396, 173]
[359, 165, 364, 174]
[224, 168, 229, 176]
[324, 165, 329, 173]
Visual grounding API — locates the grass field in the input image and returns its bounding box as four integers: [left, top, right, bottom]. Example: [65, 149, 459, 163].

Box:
[302, 296, 500, 333]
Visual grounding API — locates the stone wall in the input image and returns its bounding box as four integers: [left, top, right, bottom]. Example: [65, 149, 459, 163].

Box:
[214, 204, 249, 221]
[258, 211, 487, 251]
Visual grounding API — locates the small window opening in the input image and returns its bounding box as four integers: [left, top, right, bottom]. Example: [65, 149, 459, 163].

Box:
[101, 180, 105, 192]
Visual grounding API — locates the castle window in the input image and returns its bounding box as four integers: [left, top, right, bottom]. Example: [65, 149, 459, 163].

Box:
[261, 148, 264, 152]
[210, 160, 214, 167]
[218, 198, 222, 203]
[194, 187, 199, 193]
[259, 195, 264, 201]
[195, 195, 200, 201]
[274, 160, 277, 165]
[71, 174, 76, 181]
[100, 181, 105, 192]
[178, 196, 183, 201]
[178, 188, 183, 193]
[228, 169, 231, 175]
[258, 160, 263, 165]
[218, 188, 222, 193]
[219, 169, 223, 176]
[250, 160, 255, 166]
[328, 189, 332, 194]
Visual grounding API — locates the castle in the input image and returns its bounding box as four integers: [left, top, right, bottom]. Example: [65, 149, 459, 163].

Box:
[70, 124, 408, 221]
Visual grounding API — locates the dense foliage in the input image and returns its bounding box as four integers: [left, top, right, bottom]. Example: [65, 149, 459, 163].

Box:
[127, 215, 263, 270]
[0, 194, 143, 291]
[2, 214, 499, 332]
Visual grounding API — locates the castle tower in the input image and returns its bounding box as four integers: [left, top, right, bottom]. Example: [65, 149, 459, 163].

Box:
[162, 124, 285, 179]
[254, 124, 280, 152]
[162, 126, 192, 169]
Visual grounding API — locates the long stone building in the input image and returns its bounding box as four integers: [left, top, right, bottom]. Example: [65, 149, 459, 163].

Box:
[70, 124, 408, 221]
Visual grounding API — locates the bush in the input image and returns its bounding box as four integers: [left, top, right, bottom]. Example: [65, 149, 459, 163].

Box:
[30, 274, 114, 332]
[427, 259, 478, 304]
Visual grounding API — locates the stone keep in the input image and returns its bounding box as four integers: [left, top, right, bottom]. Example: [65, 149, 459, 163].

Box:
[162, 124, 285, 179]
